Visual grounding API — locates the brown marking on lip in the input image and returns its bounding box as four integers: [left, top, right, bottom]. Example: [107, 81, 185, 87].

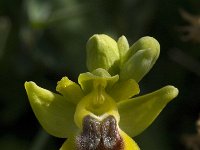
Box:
[76, 115, 124, 150]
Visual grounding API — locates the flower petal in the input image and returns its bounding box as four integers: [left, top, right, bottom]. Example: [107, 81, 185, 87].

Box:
[25, 81, 77, 138]
[119, 130, 140, 150]
[56, 77, 84, 104]
[118, 85, 178, 137]
[59, 126, 140, 150]
[108, 79, 140, 102]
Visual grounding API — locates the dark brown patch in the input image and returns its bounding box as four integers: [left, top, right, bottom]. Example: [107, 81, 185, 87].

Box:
[76, 115, 124, 150]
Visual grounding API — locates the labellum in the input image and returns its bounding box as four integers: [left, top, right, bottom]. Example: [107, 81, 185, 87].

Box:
[76, 115, 123, 150]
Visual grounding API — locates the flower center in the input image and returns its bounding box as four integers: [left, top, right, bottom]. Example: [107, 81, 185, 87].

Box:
[76, 115, 124, 150]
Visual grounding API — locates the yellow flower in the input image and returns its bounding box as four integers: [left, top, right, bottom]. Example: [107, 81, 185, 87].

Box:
[25, 34, 178, 150]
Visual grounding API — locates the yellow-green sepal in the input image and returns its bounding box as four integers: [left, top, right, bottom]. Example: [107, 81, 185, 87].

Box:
[78, 68, 119, 94]
[24, 81, 77, 138]
[118, 85, 178, 137]
[86, 34, 120, 75]
[120, 36, 160, 82]
[56, 77, 84, 104]
[108, 79, 140, 102]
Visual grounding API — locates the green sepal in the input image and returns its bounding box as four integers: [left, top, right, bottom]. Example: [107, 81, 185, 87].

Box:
[56, 77, 84, 104]
[24, 81, 77, 138]
[108, 79, 140, 102]
[86, 34, 120, 75]
[78, 68, 119, 94]
[118, 85, 178, 137]
[117, 35, 129, 66]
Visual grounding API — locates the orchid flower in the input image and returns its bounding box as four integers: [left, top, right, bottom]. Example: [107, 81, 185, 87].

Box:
[25, 34, 178, 150]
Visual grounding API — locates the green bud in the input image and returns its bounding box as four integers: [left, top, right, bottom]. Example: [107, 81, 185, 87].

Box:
[124, 36, 160, 63]
[117, 35, 129, 66]
[86, 34, 120, 75]
[120, 36, 160, 82]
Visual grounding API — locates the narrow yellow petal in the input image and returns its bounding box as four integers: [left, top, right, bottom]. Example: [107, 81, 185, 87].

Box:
[56, 76, 84, 104]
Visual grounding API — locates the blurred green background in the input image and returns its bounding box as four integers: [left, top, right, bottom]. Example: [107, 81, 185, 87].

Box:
[0, 0, 200, 149]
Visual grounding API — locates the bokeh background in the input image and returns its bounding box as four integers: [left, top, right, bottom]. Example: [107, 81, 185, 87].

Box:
[0, 0, 200, 149]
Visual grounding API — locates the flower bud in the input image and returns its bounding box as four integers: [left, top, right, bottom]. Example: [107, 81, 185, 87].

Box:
[120, 36, 160, 82]
[86, 34, 120, 75]
[117, 35, 129, 66]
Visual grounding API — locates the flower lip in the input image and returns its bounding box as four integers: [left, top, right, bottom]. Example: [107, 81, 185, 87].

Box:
[74, 88, 120, 129]
[76, 115, 124, 150]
